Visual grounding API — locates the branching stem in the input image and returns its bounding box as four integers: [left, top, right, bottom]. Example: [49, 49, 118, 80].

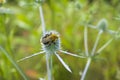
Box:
[39, 5, 46, 34]
[46, 53, 52, 80]
[91, 31, 102, 56]
[84, 26, 89, 56]
[81, 30, 102, 80]
[81, 58, 91, 80]
[97, 38, 113, 54]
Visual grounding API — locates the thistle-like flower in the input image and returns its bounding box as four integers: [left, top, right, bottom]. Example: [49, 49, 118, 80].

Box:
[41, 31, 60, 54]
[18, 31, 85, 73]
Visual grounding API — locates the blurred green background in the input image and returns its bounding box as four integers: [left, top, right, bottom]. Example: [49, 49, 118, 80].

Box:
[0, 0, 120, 80]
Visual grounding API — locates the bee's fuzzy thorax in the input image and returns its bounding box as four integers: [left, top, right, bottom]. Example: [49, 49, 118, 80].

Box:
[40, 31, 61, 54]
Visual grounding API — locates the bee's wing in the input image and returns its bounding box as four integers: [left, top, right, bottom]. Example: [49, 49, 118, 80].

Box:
[55, 52, 72, 73]
[17, 51, 45, 62]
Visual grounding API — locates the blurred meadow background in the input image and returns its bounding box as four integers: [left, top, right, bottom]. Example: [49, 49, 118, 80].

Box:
[0, 0, 120, 80]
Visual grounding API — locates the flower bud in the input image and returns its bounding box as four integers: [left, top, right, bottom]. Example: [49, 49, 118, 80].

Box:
[97, 19, 108, 32]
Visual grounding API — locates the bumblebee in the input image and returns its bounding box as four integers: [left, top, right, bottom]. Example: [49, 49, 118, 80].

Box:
[41, 31, 61, 54]
[41, 32, 58, 45]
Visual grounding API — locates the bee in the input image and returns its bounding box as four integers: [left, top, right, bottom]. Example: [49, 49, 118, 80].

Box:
[41, 31, 61, 54]
[41, 32, 58, 45]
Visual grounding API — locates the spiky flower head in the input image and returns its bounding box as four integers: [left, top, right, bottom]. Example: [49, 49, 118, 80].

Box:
[97, 19, 108, 32]
[41, 31, 61, 54]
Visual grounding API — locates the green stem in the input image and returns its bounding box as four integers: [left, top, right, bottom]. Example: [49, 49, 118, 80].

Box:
[97, 38, 113, 54]
[39, 5, 46, 34]
[84, 26, 89, 56]
[81, 31, 102, 80]
[0, 46, 28, 80]
[91, 31, 102, 56]
[81, 58, 91, 80]
[1, 14, 13, 55]
[46, 53, 52, 80]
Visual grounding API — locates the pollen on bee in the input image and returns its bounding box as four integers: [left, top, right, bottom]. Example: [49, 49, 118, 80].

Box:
[40, 31, 61, 54]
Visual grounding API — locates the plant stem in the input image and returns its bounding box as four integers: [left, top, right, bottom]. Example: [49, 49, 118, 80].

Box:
[80, 26, 90, 80]
[91, 30, 102, 56]
[39, 4, 53, 80]
[81, 31, 102, 80]
[84, 26, 89, 56]
[39, 5, 46, 34]
[81, 58, 91, 80]
[0, 46, 28, 80]
[46, 53, 52, 80]
[96, 38, 113, 54]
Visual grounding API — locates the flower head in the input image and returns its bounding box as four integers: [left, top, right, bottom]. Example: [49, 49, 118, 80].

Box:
[97, 18, 108, 32]
[41, 31, 61, 54]
[18, 30, 84, 73]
